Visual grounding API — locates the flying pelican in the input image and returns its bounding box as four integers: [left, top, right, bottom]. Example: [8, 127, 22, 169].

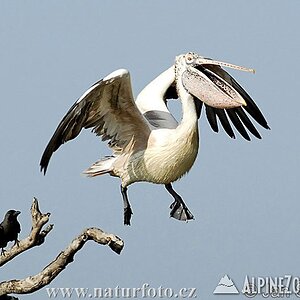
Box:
[40, 52, 269, 225]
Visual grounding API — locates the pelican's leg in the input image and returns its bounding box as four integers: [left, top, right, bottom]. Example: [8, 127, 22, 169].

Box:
[121, 186, 133, 226]
[165, 183, 194, 221]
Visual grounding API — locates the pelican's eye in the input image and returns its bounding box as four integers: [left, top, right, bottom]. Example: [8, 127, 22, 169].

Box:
[185, 54, 194, 64]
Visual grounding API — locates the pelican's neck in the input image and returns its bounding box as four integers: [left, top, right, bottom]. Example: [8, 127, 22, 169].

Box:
[176, 78, 198, 134]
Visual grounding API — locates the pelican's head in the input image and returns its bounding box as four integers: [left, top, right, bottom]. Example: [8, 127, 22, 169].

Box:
[175, 52, 255, 109]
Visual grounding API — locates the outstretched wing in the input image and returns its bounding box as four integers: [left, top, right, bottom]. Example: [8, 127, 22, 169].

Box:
[40, 69, 151, 174]
[136, 66, 179, 130]
[199, 64, 270, 140]
[179, 63, 270, 140]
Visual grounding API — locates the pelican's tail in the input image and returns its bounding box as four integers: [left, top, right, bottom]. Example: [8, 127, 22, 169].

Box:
[83, 156, 117, 177]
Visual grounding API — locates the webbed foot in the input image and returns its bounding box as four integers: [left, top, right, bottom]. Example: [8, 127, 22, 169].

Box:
[165, 183, 194, 222]
[170, 200, 194, 221]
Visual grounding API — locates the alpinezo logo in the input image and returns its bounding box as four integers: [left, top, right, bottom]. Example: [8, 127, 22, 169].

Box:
[242, 275, 300, 297]
[214, 275, 239, 294]
[214, 275, 300, 297]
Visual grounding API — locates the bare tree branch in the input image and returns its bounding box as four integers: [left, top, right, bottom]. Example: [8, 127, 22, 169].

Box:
[0, 198, 124, 298]
[0, 198, 53, 267]
[0, 227, 124, 296]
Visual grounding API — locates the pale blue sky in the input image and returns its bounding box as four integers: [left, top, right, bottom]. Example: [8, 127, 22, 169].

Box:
[0, 1, 299, 299]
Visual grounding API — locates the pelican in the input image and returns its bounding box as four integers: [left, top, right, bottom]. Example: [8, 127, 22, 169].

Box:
[40, 52, 269, 225]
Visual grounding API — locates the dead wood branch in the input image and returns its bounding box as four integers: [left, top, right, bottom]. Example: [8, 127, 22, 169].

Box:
[0, 198, 53, 267]
[0, 198, 124, 298]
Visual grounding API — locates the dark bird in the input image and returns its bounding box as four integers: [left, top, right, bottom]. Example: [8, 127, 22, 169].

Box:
[0, 210, 21, 255]
[40, 52, 269, 225]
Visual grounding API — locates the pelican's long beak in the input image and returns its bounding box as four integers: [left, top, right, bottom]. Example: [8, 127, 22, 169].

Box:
[197, 57, 255, 74]
[182, 56, 255, 109]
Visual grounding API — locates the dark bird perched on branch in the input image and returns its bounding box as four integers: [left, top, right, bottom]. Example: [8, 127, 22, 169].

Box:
[0, 210, 21, 255]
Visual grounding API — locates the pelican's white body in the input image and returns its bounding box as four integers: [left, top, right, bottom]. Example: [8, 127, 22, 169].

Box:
[91, 66, 200, 187]
[117, 123, 199, 186]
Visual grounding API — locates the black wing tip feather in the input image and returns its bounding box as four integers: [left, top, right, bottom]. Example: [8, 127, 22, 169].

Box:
[40, 162, 48, 175]
[40, 136, 60, 175]
[214, 108, 236, 139]
[204, 104, 269, 141]
[205, 105, 219, 133]
[40, 152, 50, 175]
[39, 101, 87, 176]
[227, 109, 252, 141]
[226, 130, 236, 139]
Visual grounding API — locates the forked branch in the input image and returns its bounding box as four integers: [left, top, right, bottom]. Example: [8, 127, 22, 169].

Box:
[0, 198, 53, 267]
[0, 198, 124, 298]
